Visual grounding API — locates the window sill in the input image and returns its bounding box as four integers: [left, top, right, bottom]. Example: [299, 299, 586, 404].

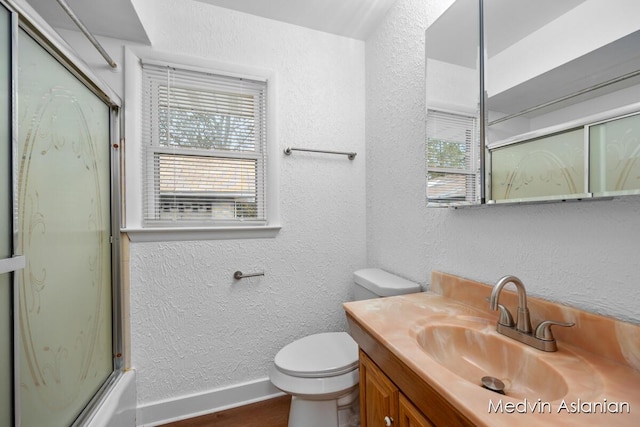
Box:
[122, 225, 281, 242]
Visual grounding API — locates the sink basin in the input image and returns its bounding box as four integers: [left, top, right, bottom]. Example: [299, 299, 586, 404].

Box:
[415, 324, 569, 401]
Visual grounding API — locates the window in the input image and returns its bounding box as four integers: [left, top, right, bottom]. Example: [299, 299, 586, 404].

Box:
[141, 61, 268, 227]
[426, 109, 479, 205]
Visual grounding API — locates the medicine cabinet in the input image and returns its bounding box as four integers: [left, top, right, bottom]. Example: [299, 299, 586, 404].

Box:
[426, 0, 640, 206]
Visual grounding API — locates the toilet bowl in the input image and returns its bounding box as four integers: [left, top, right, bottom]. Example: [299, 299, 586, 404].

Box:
[269, 332, 359, 427]
[269, 268, 421, 427]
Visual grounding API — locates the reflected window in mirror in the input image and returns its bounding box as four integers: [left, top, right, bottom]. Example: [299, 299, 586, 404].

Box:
[427, 110, 480, 204]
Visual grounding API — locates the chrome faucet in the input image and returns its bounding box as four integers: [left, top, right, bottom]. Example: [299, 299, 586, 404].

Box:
[489, 275, 574, 352]
[490, 275, 532, 333]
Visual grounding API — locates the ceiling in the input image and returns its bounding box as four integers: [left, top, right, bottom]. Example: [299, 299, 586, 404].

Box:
[24, 0, 398, 44]
[424, 0, 640, 117]
[426, 0, 586, 68]
[194, 0, 397, 40]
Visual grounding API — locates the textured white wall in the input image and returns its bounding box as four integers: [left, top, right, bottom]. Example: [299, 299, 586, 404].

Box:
[124, 0, 366, 405]
[366, 0, 640, 324]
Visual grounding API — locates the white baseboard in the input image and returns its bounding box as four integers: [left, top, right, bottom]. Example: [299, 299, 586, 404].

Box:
[136, 377, 285, 426]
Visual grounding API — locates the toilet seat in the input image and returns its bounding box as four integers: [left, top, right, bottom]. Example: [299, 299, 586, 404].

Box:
[274, 332, 358, 378]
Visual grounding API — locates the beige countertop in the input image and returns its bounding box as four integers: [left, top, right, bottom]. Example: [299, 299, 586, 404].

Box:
[343, 271, 640, 426]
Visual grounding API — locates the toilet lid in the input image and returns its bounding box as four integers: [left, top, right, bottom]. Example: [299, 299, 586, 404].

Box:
[274, 332, 359, 378]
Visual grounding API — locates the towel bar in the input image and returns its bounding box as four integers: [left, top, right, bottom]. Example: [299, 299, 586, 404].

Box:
[284, 147, 356, 160]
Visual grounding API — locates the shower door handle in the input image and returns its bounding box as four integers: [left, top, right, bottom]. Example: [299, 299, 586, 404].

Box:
[0, 255, 25, 274]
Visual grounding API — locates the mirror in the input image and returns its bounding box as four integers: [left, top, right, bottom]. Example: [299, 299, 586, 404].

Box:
[425, 0, 481, 206]
[426, 0, 640, 206]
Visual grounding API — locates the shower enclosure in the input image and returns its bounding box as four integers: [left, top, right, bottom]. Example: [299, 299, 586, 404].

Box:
[1, 1, 124, 425]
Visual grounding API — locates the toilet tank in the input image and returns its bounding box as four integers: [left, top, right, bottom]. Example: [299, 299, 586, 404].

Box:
[353, 268, 421, 300]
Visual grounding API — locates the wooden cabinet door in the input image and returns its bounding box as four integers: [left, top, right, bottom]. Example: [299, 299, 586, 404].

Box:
[399, 394, 434, 427]
[360, 350, 399, 427]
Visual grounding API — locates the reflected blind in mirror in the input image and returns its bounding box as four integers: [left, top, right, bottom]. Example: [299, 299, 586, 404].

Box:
[426, 109, 479, 204]
[141, 61, 268, 226]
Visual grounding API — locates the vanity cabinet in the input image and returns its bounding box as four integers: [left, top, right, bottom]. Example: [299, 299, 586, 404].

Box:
[360, 350, 433, 427]
[349, 313, 474, 427]
[399, 394, 434, 427]
[360, 349, 399, 426]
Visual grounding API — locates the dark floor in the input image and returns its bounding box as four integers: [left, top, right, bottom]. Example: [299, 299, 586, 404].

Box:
[160, 395, 291, 427]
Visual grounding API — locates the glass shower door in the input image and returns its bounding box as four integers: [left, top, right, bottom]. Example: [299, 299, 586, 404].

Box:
[1, 3, 13, 426]
[16, 29, 113, 426]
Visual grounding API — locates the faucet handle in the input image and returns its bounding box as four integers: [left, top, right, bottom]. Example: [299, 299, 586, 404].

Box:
[485, 297, 514, 327]
[496, 303, 514, 327]
[534, 320, 575, 341]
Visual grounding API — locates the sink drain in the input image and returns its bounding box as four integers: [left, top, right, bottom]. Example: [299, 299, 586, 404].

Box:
[481, 376, 505, 395]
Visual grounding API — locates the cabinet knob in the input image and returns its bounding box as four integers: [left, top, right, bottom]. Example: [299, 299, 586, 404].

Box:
[384, 415, 394, 426]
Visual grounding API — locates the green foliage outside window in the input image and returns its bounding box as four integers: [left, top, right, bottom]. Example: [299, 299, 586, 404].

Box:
[427, 138, 468, 169]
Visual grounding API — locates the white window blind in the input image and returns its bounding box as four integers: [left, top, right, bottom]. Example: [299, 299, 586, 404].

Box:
[426, 109, 479, 204]
[141, 61, 268, 226]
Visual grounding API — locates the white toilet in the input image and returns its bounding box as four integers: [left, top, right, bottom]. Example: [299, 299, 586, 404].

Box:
[269, 268, 421, 427]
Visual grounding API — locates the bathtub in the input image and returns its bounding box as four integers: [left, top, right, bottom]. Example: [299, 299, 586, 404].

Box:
[86, 370, 137, 427]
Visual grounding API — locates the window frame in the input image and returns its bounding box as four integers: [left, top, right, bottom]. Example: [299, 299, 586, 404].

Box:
[122, 48, 280, 242]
